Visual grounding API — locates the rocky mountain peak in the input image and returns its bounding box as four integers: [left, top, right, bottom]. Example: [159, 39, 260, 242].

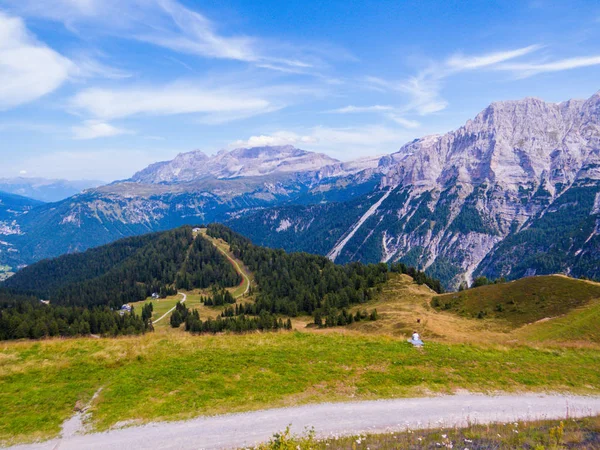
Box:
[382, 92, 600, 191]
[130, 145, 340, 184]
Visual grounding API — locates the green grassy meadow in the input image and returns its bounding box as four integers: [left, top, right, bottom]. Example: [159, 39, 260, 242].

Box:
[2, 331, 600, 444]
[519, 297, 600, 343]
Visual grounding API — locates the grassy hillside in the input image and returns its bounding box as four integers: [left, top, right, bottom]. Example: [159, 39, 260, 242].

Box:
[432, 275, 600, 326]
[518, 297, 600, 343]
[2, 331, 600, 444]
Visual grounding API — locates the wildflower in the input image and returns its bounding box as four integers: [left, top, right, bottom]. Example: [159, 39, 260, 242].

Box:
[513, 429, 519, 434]
[355, 438, 361, 444]
[442, 434, 447, 438]
[464, 439, 473, 443]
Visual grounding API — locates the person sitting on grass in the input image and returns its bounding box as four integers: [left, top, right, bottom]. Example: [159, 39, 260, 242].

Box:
[408, 331, 424, 346]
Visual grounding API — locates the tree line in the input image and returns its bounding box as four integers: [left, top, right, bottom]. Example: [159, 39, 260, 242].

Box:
[201, 287, 236, 306]
[314, 308, 378, 328]
[169, 300, 292, 333]
[0, 293, 152, 340]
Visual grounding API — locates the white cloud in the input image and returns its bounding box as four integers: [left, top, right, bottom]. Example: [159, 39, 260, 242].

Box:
[327, 105, 394, 114]
[69, 83, 275, 120]
[137, 0, 258, 62]
[5, 0, 318, 71]
[231, 125, 415, 160]
[365, 75, 447, 116]
[446, 45, 541, 70]
[0, 11, 75, 109]
[365, 45, 544, 116]
[73, 55, 132, 79]
[231, 131, 317, 148]
[325, 104, 420, 129]
[71, 120, 133, 139]
[498, 55, 600, 77]
[386, 115, 420, 128]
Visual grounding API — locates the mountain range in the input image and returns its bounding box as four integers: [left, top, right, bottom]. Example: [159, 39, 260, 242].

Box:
[1, 92, 599, 289]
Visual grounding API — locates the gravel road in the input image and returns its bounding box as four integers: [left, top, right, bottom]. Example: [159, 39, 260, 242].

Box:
[5, 393, 600, 450]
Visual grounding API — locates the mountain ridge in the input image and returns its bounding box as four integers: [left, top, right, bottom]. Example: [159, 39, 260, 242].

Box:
[2, 92, 600, 289]
[228, 91, 600, 288]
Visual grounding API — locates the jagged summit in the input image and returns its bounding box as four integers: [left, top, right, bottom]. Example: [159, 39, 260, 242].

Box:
[381, 91, 600, 190]
[130, 145, 340, 184]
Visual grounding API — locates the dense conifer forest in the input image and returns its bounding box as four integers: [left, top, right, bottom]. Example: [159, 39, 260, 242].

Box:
[3, 227, 240, 308]
[0, 290, 151, 340]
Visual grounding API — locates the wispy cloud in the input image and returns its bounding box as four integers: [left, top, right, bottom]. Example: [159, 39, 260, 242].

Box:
[327, 105, 394, 114]
[325, 104, 420, 129]
[446, 45, 541, 71]
[232, 125, 415, 160]
[498, 55, 600, 77]
[365, 45, 542, 116]
[5, 0, 325, 72]
[72, 55, 132, 79]
[71, 120, 133, 139]
[0, 11, 74, 109]
[386, 115, 420, 129]
[366, 44, 600, 116]
[365, 75, 447, 116]
[69, 82, 277, 120]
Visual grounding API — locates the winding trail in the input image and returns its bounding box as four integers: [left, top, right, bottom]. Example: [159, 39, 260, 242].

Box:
[217, 248, 250, 298]
[6, 393, 600, 450]
[151, 292, 186, 324]
[203, 232, 250, 298]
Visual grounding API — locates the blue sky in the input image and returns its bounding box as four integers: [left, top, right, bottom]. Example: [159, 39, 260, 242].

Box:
[1, 0, 600, 181]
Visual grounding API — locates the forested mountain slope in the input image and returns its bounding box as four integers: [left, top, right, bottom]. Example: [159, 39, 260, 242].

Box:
[3, 227, 240, 308]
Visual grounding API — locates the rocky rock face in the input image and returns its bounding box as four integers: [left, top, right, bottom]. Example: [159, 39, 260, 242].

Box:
[229, 92, 600, 288]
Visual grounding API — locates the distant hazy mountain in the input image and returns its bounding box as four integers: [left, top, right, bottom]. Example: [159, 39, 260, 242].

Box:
[230, 92, 600, 288]
[0, 178, 103, 202]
